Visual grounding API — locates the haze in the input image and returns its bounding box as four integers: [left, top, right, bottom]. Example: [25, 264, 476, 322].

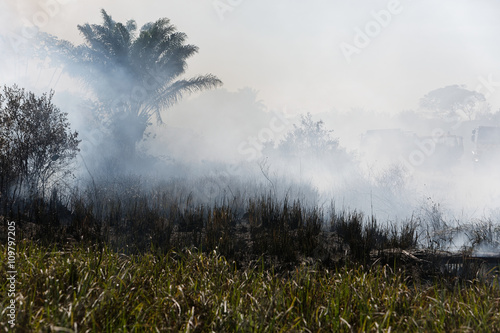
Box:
[2, 0, 500, 226]
[2, 0, 500, 113]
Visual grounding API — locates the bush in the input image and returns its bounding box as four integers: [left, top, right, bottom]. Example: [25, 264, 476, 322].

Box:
[0, 85, 80, 206]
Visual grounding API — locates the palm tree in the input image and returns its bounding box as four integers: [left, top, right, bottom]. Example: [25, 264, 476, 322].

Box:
[45, 9, 222, 162]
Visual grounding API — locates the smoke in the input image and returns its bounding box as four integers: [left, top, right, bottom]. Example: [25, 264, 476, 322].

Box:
[4, 1, 500, 112]
[2, 1, 500, 253]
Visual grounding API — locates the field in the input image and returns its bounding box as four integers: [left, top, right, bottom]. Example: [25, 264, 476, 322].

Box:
[1, 241, 500, 332]
[2, 1, 500, 331]
[1, 179, 500, 332]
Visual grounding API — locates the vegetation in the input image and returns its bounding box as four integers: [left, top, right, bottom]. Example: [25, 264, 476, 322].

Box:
[274, 113, 341, 155]
[1, 9, 500, 332]
[0, 85, 80, 202]
[1, 177, 421, 264]
[1, 241, 499, 332]
[419, 84, 488, 121]
[262, 113, 357, 191]
[1, 82, 499, 330]
[42, 9, 222, 165]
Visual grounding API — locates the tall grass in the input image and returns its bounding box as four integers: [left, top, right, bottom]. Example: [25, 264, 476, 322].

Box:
[1, 241, 499, 332]
[3, 175, 499, 270]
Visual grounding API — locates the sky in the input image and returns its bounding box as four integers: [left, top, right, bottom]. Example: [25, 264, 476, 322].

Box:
[2, 0, 500, 115]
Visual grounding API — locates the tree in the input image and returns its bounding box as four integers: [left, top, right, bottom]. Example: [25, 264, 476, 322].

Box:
[0, 85, 80, 200]
[42, 9, 222, 163]
[419, 85, 488, 121]
[260, 113, 356, 191]
[277, 113, 341, 156]
[264, 113, 354, 173]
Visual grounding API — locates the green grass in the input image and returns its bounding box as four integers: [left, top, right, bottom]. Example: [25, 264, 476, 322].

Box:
[2, 241, 500, 332]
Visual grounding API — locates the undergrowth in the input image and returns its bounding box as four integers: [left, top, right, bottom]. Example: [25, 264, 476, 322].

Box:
[1, 241, 499, 332]
[1, 178, 500, 331]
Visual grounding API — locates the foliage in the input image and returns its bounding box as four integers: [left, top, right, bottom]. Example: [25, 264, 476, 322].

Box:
[3, 175, 500, 331]
[2, 241, 500, 332]
[420, 84, 488, 121]
[276, 112, 341, 156]
[263, 113, 356, 185]
[41, 9, 222, 162]
[4, 175, 424, 264]
[0, 85, 79, 201]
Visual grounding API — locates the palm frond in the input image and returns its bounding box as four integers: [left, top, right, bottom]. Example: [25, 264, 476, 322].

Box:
[125, 20, 137, 37]
[146, 74, 222, 123]
[100, 9, 115, 31]
[45, 9, 223, 137]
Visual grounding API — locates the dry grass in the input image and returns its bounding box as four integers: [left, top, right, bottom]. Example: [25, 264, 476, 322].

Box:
[1, 241, 500, 332]
[2, 177, 500, 331]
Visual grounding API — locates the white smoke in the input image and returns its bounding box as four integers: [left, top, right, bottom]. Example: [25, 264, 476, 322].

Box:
[2, 1, 500, 253]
